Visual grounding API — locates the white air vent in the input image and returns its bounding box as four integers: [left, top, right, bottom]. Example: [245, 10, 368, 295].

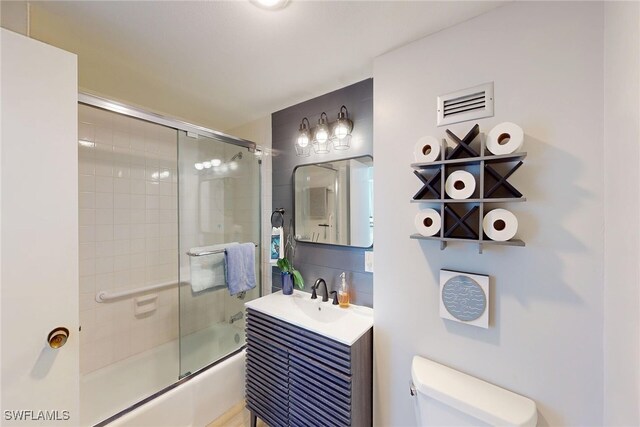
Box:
[437, 82, 494, 126]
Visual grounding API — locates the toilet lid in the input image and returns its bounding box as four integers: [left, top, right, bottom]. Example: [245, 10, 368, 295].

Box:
[411, 356, 537, 427]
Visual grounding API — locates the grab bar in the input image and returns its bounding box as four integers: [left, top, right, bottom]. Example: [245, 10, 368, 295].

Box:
[96, 280, 179, 303]
[186, 242, 258, 257]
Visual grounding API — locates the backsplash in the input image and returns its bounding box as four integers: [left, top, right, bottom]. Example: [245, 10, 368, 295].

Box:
[271, 79, 374, 307]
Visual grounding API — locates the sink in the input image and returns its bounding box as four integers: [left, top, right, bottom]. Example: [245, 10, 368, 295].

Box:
[292, 294, 349, 323]
[245, 290, 373, 345]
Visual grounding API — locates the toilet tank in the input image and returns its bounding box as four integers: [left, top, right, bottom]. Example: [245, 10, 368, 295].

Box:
[411, 356, 537, 427]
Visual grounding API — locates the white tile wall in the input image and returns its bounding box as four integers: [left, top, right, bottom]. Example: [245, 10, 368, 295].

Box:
[78, 104, 179, 375]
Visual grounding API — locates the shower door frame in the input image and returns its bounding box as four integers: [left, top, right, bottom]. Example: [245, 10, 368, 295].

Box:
[78, 92, 262, 426]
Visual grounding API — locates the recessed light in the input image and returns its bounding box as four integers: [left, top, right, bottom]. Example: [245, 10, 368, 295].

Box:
[250, 0, 289, 11]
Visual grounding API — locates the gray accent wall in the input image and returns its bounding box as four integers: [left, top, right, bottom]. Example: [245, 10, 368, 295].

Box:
[271, 79, 373, 307]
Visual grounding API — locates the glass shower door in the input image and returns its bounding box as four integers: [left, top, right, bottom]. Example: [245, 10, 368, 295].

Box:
[177, 131, 261, 377]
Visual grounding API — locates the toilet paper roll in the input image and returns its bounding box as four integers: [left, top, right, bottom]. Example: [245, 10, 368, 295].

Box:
[486, 122, 524, 155]
[414, 136, 441, 162]
[483, 209, 518, 241]
[414, 209, 441, 237]
[445, 170, 476, 199]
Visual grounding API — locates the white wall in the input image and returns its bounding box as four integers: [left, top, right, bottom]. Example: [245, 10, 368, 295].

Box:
[603, 2, 640, 425]
[373, 2, 606, 426]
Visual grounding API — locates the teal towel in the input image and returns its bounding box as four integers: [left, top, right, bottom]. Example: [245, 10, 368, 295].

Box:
[225, 243, 256, 296]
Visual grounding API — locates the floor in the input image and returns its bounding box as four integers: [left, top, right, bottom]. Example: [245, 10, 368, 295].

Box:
[207, 401, 267, 427]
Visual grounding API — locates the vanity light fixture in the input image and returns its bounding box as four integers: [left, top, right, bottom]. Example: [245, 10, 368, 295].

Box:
[296, 117, 311, 157]
[202, 161, 212, 169]
[312, 112, 331, 154]
[332, 105, 353, 150]
[295, 106, 354, 157]
[211, 158, 222, 167]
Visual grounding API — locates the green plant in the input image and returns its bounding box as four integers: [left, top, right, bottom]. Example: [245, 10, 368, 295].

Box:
[276, 257, 304, 289]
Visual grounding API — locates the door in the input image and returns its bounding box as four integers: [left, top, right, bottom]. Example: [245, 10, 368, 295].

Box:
[1, 29, 79, 425]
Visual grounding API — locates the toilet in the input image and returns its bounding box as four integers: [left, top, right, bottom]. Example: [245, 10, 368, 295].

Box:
[411, 356, 538, 426]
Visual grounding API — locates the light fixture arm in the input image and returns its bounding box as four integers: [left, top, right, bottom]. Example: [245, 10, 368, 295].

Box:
[338, 105, 349, 119]
[299, 117, 310, 131]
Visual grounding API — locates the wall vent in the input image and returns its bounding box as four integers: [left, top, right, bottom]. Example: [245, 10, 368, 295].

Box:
[437, 82, 494, 126]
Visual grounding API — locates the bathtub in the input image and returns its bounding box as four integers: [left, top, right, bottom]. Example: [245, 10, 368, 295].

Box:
[82, 323, 246, 427]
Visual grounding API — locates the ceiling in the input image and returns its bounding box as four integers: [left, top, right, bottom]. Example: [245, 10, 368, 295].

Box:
[31, 1, 504, 131]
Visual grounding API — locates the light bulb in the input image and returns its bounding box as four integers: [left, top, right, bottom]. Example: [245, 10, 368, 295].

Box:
[229, 161, 238, 171]
[297, 134, 309, 148]
[203, 161, 212, 169]
[334, 122, 350, 139]
[195, 163, 204, 170]
[211, 158, 222, 167]
[315, 128, 328, 143]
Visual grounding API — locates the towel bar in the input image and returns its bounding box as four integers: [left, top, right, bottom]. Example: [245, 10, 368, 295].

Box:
[186, 242, 258, 257]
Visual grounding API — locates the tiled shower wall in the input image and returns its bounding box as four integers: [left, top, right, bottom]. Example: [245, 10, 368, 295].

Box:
[78, 104, 179, 375]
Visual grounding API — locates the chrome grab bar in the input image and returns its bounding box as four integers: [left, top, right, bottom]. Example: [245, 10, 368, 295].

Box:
[186, 242, 258, 257]
[96, 280, 178, 303]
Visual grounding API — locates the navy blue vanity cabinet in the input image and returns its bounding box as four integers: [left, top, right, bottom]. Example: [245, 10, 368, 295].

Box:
[246, 308, 373, 427]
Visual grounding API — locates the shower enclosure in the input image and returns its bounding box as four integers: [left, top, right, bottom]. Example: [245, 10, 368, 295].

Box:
[77, 98, 260, 426]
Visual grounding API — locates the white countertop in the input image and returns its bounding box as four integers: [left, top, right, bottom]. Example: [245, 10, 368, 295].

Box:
[245, 290, 374, 345]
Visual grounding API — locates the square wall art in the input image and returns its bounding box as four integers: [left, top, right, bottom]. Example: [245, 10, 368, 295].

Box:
[440, 269, 489, 328]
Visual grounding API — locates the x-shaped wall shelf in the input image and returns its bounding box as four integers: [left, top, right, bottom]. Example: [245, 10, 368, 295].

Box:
[410, 123, 527, 253]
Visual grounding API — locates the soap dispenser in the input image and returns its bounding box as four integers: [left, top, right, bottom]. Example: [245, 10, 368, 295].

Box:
[338, 272, 350, 308]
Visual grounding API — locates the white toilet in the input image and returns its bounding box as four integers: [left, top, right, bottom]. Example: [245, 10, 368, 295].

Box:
[411, 356, 538, 426]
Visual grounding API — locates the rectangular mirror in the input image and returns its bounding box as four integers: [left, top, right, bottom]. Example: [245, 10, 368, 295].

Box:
[294, 156, 373, 247]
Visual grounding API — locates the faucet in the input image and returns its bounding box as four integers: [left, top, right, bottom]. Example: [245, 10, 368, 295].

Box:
[312, 278, 329, 302]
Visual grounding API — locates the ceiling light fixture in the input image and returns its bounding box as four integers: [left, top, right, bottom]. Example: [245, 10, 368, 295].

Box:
[249, 0, 289, 11]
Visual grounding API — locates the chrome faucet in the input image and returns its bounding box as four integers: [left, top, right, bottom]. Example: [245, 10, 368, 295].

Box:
[312, 278, 329, 302]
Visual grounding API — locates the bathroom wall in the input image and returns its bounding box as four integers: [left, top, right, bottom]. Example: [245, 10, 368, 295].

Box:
[374, 2, 608, 425]
[78, 104, 179, 374]
[271, 79, 373, 307]
[0, 1, 29, 35]
[603, 1, 640, 425]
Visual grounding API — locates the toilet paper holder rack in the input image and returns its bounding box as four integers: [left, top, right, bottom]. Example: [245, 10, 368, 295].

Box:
[410, 123, 526, 254]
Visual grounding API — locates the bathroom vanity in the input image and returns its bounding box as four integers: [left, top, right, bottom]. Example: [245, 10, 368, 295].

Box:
[245, 291, 373, 426]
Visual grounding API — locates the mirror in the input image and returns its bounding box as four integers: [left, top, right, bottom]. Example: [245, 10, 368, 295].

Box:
[294, 156, 373, 247]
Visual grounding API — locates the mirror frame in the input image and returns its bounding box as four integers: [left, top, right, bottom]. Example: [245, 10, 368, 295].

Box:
[292, 155, 373, 249]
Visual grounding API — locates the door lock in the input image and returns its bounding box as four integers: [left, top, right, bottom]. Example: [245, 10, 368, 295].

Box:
[47, 327, 69, 349]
